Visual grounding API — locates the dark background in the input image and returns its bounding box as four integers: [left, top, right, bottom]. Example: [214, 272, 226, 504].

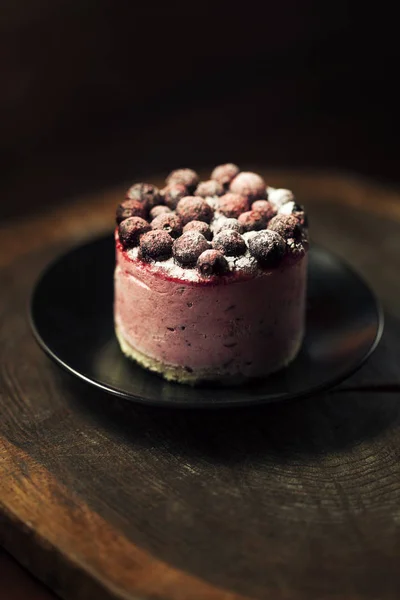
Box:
[1, 1, 399, 221]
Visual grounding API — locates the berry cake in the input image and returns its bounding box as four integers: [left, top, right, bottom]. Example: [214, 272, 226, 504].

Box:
[114, 165, 309, 385]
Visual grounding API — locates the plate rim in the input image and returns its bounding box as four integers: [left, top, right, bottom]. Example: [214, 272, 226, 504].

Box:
[29, 235, 385, 409]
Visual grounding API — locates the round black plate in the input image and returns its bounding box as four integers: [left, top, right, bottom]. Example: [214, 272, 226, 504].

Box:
[30, 235, 383, 408]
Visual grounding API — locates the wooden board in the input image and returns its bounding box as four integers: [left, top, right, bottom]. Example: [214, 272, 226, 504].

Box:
[1, 170, 400, 600]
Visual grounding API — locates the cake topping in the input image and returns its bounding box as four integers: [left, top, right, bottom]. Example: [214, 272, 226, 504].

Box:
[166, 168, 199, 192]
[212, 230, 246, 256]
[251, 200, 276, 220]
[195, 179, 224, 197]
[118, 217, 151, 249]
[149, 205, 172, 220]
[197, 249, 229, 277]
[183, 220, 212, 240]
[151, 213, 183, 238]
[161, 183, 188, 209]
[139, 229, 173, 261]
[126, 183, 161, 209]
[248, 230, 286, 267]
[286, 237, 306, 260]
[268, 214, 302, 241]
[238, 210, 268, 232]
[116, 199, 147, 224]
[211, 163, 240, 187]
[229, 172, 267, 201]
[176, 196, 214, 225]
[214, 217, 243, 235]
[172, 231, 211, 266]
[218, 193, 250, 218]
[268, 188, 295, 209]
[278, 201, 308, 227]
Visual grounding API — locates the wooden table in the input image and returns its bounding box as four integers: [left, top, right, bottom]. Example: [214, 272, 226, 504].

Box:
[1, 169, 400, 600]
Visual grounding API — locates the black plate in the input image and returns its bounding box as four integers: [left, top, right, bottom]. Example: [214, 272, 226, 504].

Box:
[30, 235, 383, 408]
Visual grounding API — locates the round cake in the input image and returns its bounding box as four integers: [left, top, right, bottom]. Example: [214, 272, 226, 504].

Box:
[114, 165, 309, 385]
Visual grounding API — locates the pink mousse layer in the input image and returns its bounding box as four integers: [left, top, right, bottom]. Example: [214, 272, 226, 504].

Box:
[114, 239, 307, 381]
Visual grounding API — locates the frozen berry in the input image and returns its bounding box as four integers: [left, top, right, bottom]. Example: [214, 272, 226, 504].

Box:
[268, 214, 302, 241]
[278, 201, 308, 227]
[118, 217, 151, 249]
[238, 210, 267, 232]
[267, 188, 295, 209]
[218, 193, 250, 218]
[139, 230, 173, 261]
[183, 220, 212, 240]
[126, 183, 161, 209]
[172, 231, 210, 266]
[197, 249, 229, 277]
[161, 184, 188, 210]
[176, 196, 214, 225]
[195, 180, 224, 197]
[213, 218, 243, 235]
[166, 168, 199, 192]
[211, 163, 240, 187]
[149, 205, 171, 220]
[252, 200, 276, 221]
[212, 230, 246, 256]
[229, 172, 266, 201]
[116, 199, 147, 224]
[286, 238, 306, 261]
[248, 230, 286, 267]
[151, 213, 183, 239]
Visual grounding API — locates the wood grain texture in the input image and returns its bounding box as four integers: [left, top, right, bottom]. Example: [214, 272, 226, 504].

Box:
[1, 170, 400, 600]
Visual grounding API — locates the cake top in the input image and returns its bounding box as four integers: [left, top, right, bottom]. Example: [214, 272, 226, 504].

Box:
[115, 164, 308, 281]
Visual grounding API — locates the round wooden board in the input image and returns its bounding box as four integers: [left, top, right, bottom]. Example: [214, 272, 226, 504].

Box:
[1, 169, 400, 600]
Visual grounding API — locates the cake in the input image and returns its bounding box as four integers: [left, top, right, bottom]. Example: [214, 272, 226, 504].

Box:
[114, 164, 309, 385]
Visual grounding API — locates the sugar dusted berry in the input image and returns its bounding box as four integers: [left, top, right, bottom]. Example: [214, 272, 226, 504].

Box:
[183, 220, 212, 240]
[176, 196, 214, 225]
[139, 230, 173, 261]
[151, 213, 183, 239]
[218, 193, 250, 218]
[118, 217, 151, 249]
[166, 168, 199, 192]
[229, 172, 266, 201]
[212, 230, 246, 256]
[211, 163, 240, 187]
[268, 188, 294, 209]
[252, 200, 276, 221]
[248, 230, 286, 267]
[278, 201, 308, 228]
[150, 205, 171, 220]
[195, 180, 224, 197]
[238, 210, 267, 232]
[161, 184, 188, 210]
[126, 183, 161, 209]
[268, 214, 302, 241]
[213, 217, 242, 235]
[116, 199, 147, 224]
[197, 249, 229, 277]
[173, 231, 211, 266]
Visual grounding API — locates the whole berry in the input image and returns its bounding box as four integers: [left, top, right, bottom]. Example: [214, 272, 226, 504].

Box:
[229, 172, 266, 201]
[118, 217, 151, 249]
[197, 249, 229, 277]
[213, 217, 242, 235]
[267, 188, 295, 209]
[218, 193, 250, 218]
[126, 183, 161, 209]
[278, 200, 308, 228]
[238, 210, 267, 232]
[150, 205, 171, 220]
[172, 231, 210, 266]
[183, 220, 212, 240]
[151, 213, 183, 238]
[212, 230, 246, 256]
[116, 199, 147, 224]
[161, 183, 188, 209]
[195, 179, 224, 197]
[268, 214, 302, 240]
[139, 230, 173, 261]
[248, 230, 286, 267]
[252, 200, 276, 221]
[211, 163, 240, 187]
[166, 168, 199, 192]
[176, 196, 214, 225]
